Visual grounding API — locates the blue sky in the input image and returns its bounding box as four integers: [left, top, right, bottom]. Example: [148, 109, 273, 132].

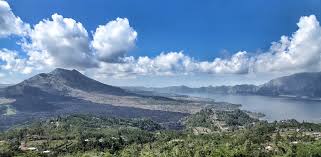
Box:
[6, 0, 321, 59]
[0, 0, 321, 86]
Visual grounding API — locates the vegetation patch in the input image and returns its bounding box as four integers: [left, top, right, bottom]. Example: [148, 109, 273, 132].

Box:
[1, 113, 321, 156]
[0, 105, 16, 116]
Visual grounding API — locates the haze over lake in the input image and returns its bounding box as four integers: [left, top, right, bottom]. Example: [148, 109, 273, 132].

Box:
[186, 93, 321, 123]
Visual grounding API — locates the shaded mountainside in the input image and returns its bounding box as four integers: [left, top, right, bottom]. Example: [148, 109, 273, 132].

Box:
[3, 68, 136, 113]
[5, 68, 129, 98]
[127, 71, 321, 98]
[0, 68, 193, 130]
[0, 68, 211, 115]
[257, 72, 321, 97]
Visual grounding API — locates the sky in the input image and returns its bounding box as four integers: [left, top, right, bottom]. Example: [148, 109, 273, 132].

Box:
[0, 0, 321, 87]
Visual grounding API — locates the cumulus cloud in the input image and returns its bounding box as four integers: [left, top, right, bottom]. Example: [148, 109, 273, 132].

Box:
[197, 51, 249, 74]
[0, 4, 138, 74]
[0, 49, 32, 74]
[252, 15, 321, 73]
[0, 0, 30, 37]
[23, 14, 97, 69]
[96, 52, 192, 77]
[93, 51, 250, 78]
[92, 18, 137, 62]
[94, 15, 321, 78]
[0, 0, 321, 81]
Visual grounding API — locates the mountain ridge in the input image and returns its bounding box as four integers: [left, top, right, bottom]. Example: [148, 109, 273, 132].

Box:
[5, 68, 130, 98]
[125, 71, 321, 98]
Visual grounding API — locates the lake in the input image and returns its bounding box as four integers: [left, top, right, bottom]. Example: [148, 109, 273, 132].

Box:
[186, 93, 321, 123]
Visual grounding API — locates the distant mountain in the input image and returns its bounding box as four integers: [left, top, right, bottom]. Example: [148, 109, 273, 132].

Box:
[127, 72, 321, 98]
[5, 68, 129, 98]
[126, 84, 258, 95]
[0, 84, 11, 96]
[0, 84, 11, 88]
[257, 72, 321, 97]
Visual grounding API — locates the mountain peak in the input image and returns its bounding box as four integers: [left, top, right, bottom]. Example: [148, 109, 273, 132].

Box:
[50, 68, 81, 75]
[48, 68, 87, 83]
[6, 68, 129, 97]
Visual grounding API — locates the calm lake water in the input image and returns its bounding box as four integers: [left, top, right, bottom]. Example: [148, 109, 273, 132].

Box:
[186, 93, 321, 123]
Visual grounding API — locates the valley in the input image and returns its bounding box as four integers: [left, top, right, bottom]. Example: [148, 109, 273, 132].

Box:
[0, 68, 247, 131]
[2, 68, 321, 156]
[2, 112, 321, 156]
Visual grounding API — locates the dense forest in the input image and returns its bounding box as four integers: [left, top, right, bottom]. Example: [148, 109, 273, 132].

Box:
[1, 110, 321, 157]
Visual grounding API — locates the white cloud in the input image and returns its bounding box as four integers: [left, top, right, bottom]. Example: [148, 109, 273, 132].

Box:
[252, 15, 321, 73]
[1, 0, 321, 84]
[93, 51, 250, 78]
[197, 51, 249, 74]
[132, 52, 192, 75]
[92, 15, 321, 79]
[0, 49, 32, 74]
[0, 0, 30, 37]
[19, 16, 138, 73]
[23, 13, 97, 70]
[92, 18, 137, 62]
[94, 52, 190, 78]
